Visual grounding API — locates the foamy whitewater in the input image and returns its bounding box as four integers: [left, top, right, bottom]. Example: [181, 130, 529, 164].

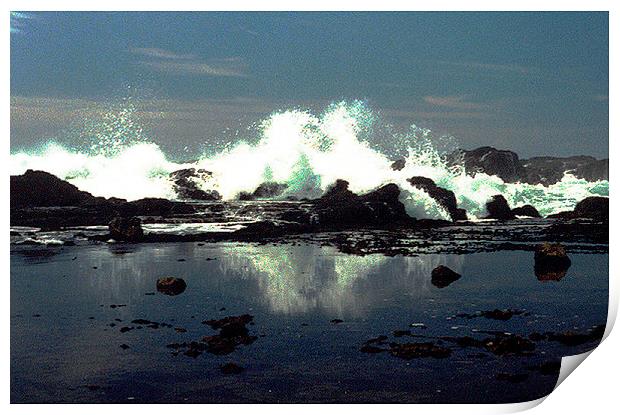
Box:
[10, 101, 608, 220]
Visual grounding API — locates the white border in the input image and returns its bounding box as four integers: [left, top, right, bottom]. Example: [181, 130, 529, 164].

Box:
[3, 2, 616, 414]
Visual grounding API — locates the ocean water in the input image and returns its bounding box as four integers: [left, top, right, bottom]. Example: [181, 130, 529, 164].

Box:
[10, 242, 607, 403]
[10, 101, 608, 220]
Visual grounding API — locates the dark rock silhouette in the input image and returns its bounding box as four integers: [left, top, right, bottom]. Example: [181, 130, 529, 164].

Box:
[572, 196, 609, 221]
[534, 243, 571, 281]
[485, 195, 515, 220]
[11, 170, 98, 208]
[391, 159, 406, 171]
[447, 147, 608, 185]
[238, 182, 289, 200]
[431, 265, 461, 288]
[156, 277, 187, 296]
[511, 204, 541, 218]
[407, 176, 467, 221]
[169, 168, 221, 201]
[313, 180, 412, 228]
[108, 216, 144, 241]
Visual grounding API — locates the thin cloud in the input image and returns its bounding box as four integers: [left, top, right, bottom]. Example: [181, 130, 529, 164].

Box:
[434, 60, 538, 75]
[129, 47, 248, 77]
[423, 95, 486, 110]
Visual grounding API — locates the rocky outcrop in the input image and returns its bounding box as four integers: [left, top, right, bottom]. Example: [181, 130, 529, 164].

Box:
[117, 198, 196, 216]
[238, 182, 289, 200]
[534, 243, 571, 281]
[11, 170, 98, 209]
[547, 196, 608, 222]
[447, 147, 523, 183]
[156, 277, 187, 296]
[169, 168, 221, 201]
[521, 156, 608, 185]
[511, 204, 541, 218]
[431, 265, 461, 288]
[485, 195, 515, 220]
[407, 176, 467, 221]
[313, 180, 413, 228]
[448, 147, 608, 185]
[109, 216, 144, 241]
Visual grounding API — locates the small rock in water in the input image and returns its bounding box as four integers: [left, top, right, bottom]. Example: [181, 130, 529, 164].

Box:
[431, 265, 461, 288]
[156, 277, 187, 296]
[330, 319, 344, 324]
[534, 243, 571, 281]
[220, 363, 245, 374]
[119, 344, 130, 350]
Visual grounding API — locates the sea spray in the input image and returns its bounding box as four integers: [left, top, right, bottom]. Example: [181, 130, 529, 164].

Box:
[9, 101, 608, 219]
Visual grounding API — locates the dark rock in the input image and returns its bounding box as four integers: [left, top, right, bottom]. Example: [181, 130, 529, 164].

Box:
[156, 277, 187, 296]
[170, 168, 221, 200]
[11, 170, 97, 208]
[391, 159, 406, 171]
[109, 216, 143, 241]
[521, 156, 608, 185]
[252, 182, 289, 199]
[119, 344, 130, 350]
[220, 363, 245, 374]
[431, 265, 461, 288]
[485, 195, 515, 220]
[393, 330, 412, 337]
[203, 314, 254, 338]
[572, 196, 609, 222]
[118, 198, 195, 217]
[330, 318, 344, 324]
[511, 205, 541, 218]
[534, 243, 571, 281]
[447, 147, 523, 182]
[314, 180, 413, 228]
[389, 342, 452, 359]
[407, 176, 467, 221]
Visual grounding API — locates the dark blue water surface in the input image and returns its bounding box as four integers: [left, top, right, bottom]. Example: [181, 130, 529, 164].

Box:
[10, 242, 608, 403]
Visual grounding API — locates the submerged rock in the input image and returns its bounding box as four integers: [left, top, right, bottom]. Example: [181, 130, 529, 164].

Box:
[431, 265, 461, 288]
[534, 243, 571, 281]
[407, 176, 467, 221]
[511, 205, 541, 218]
[156, 277, 187, 296]
[109, 216, 144, 241]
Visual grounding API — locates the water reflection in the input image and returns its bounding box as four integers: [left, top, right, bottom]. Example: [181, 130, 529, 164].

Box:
[215, 244, 463, 315]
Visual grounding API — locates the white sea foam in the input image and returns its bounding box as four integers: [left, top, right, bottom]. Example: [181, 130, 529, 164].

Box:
[10, 101, 608, 219]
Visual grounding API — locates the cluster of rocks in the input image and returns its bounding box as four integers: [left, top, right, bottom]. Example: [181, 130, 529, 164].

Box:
[169, 168, 221, 201]
[167, 314, 257, 358]
[445, 146, 608, 185]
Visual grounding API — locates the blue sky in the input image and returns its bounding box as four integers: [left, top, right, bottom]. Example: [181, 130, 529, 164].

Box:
[10, 12, 608, 159]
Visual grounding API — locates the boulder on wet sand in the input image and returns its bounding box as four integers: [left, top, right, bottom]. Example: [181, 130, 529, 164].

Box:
[431, 265, 461, 288]
[169, 168, 221, 201]
[534, 243, 571, 281]
[109, 216, 144, 241]
[485, 195, 515, 220]
[511, 204, 541, 218]
[156, 277, 187, 296]
[407, 176, 467, 221]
